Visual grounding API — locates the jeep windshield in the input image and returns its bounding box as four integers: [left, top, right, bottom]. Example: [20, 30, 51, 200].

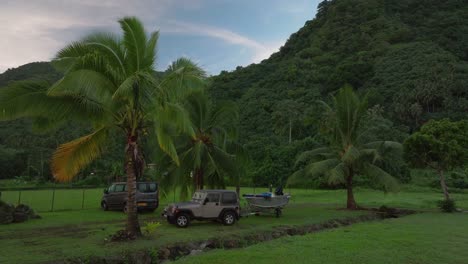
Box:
[191, 191, 206, 203]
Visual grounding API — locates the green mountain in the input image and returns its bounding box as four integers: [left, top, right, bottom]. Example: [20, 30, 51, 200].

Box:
[1, 0, 467, 186]
[211, 0, 468, 135]
[208, 0, 468, 186]
[0, 62, 61, 87]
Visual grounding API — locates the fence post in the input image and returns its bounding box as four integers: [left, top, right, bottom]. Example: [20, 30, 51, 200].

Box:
[17, 190, 22, 205]
[81, 189, 85, 209]
[51, 186, 56, 212]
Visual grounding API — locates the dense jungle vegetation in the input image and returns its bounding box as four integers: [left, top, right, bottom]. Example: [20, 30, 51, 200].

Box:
[0, 0, 467, 190]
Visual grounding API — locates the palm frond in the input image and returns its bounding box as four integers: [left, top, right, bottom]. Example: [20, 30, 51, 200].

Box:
[83, 32, 126, 77]
[52, 127, 109, 182]
[304, 158, 340, 177]
[341, 145, 361, 164]
[48, 69, 115, 103]
[119, 17, 148, 72]
[154, 122, 180, 166]
[295, 147, 333, 167]
[142, 31, 159, 70]
[208, 146, 238, 177]
[0, 80, 109, 123]
[327, 162, 346, 185]
[209, 101, 239, 132]
[160, 58, 207, 100]
[156, 103, 195, 137]
[365, 163, 400, 192]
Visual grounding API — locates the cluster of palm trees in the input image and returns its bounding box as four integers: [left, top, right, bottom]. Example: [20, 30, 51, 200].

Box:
[0, 17, 402, 237]
[0, 17, 241, 237]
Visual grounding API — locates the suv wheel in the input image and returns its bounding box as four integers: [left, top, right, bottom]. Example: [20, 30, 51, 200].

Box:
[222, 211, 236, 225]
[101, 201, 108, 211]
[176, 213, 190, 228]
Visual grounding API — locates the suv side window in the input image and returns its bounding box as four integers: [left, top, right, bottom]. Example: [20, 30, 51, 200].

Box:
[108, 184, 116, 193]
[206, 193, 220, 203]
[137, 183, 158, 193]
[115, 184, 125, 192]
[222, 192, 237, 205]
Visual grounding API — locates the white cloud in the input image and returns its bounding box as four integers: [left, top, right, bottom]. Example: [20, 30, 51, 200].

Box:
[162, 21, 281, 64]
[0, 0, 195, 72]
[0, 0, 285, 73]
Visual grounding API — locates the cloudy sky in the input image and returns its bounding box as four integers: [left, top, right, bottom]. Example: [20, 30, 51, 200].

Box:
[0, 0, 320, 75]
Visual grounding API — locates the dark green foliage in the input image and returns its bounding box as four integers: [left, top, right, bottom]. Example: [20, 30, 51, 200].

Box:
[404, 119, 468, 170]
[404, 119, 468, 200]
[209, 0, 468, 186]
[437, 199, 457, 213]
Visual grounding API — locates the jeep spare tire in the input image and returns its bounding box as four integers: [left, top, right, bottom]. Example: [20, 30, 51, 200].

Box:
[222, 211, 236, 225]
[176, 213, 190, 228]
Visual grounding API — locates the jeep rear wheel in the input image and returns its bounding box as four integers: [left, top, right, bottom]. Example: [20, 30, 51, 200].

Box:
[176, 213, 190, 228]
[222, 211, 236, 226]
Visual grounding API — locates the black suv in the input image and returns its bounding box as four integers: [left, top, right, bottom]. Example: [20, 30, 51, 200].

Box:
[101, 182, 159, 212]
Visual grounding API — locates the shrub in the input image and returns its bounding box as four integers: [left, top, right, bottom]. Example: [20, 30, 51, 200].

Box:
[437, 199, 457, 213]
[142, 221, 161, 236]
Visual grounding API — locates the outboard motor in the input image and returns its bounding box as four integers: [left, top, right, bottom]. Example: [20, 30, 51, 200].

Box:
[274, 186, 284, 196]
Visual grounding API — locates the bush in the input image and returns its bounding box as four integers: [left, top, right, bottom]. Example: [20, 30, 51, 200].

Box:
[437, 199, 457, 213]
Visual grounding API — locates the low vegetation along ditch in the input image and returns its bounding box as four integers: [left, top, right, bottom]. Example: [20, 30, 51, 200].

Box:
[64, 207, 415, 264]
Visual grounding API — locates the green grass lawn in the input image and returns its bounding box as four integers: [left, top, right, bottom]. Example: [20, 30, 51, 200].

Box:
[175, 212, 468, 264]
[0, 187, 467, 263]
[0, 205, 363, 263]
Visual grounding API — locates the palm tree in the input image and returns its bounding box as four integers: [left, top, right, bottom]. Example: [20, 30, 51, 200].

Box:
[158, 92, 241, 199]
[288, 86, 401, 209]
[0, 17, 206, 237]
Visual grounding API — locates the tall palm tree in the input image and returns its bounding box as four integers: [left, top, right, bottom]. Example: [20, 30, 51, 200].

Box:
[0, 17, 206, 237]
[288, 86, 401, 209]
[158, 92, 241, 199]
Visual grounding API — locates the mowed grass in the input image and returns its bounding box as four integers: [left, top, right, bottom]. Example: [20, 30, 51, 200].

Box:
[175, 212, 468, 264]
[1, 187, 467, 263]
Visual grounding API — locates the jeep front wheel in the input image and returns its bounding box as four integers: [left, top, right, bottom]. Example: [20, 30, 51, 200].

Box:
[222, 211, 236, 226]
[176, 213, 190, 228]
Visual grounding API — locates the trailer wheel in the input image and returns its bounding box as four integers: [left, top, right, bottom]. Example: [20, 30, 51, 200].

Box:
[275, 208, 282, 218]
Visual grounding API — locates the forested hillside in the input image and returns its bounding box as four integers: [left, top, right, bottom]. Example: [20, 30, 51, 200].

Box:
[1, 0, 467, 187]
[209, 0, 468, 186]
[0, 63, 123, 182]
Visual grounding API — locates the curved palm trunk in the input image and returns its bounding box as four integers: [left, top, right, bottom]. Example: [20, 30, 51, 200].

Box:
[346, 167, 357, 210]
[125, 138, 142, 237]
[437, 169, 450, 201]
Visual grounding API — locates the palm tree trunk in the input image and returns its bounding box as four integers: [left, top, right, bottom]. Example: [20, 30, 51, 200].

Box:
[125, 139, 141, 237]
[289, 119, 292, 144]
[346, 167, 357, 210]
[437, 169, 450, 201]
[195, 168, 204, 190]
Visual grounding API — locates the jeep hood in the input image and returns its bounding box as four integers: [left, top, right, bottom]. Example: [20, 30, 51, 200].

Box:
[168, 201, 200, 209]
